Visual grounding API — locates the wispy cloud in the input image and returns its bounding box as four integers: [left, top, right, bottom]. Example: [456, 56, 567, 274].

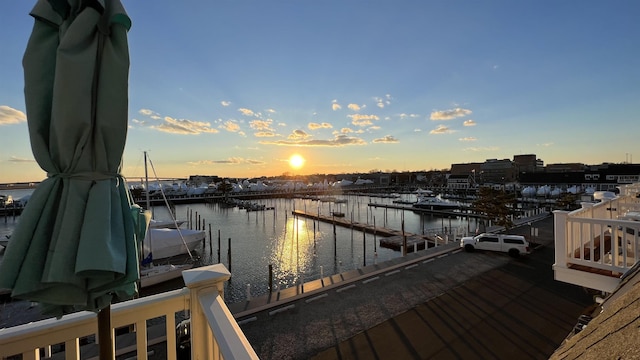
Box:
[254, 131, 276, 137]
[249, 119, 273, 131]
[0, 106, 26, 125]
[458, 137, 477, 142]
[399, 113, 421, 119]
[430, 107, 472, 120]
[537, 142, 554, 147]
[308, 122, 333, 130]
[349, 114, 380, 127]
[429, 125, 455, 134]
[260, 134, 366, 147]
[152, 117, 219, 135]
[221, 101, 231, 107]
[188, 157, 265, 165]
[331, 100, 341, 111]
[348, 103, 361, 111]
[464, 146, 499, 152]
[139, 108, 162, 120]
[219, 120, 241, 132]
[373, 135, 399, 143]
[463, 119, 476, 126]
[374, 94, 392, 109]
[288, 129, 310, 140]
[8, 156, 34, 163]
[238, 108, 255, 117]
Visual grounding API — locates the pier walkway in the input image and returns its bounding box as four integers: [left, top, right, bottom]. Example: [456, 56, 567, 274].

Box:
[291, 209, 451, 252]
[234, 215, 595, 359]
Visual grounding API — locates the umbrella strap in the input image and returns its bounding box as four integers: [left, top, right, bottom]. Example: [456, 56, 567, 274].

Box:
[48, 171, 122, 182]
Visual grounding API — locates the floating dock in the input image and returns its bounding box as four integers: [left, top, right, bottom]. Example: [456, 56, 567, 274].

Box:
[290, 210, 453, 251]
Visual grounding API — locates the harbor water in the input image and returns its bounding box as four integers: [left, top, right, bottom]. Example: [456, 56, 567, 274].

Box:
[0, 189, 480, 303]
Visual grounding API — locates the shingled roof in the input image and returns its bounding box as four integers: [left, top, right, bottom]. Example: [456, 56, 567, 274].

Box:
[550, 262, 640, 360]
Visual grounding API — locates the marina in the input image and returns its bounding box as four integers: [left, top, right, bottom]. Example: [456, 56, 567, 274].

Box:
[0, 188, 485, 303]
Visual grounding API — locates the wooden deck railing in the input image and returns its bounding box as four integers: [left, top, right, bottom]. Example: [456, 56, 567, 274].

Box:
[0, 264, 257, 360]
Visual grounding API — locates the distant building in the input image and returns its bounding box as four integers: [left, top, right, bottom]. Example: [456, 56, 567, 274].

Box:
[545, 163, 586, 173]
[513, 154, 543, 173]
[480, 159, 517, 184]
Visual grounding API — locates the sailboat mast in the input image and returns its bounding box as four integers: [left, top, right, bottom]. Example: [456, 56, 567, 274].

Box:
[144, 151, 150, 211]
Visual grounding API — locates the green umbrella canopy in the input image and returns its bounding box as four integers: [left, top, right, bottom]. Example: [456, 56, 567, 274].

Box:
[0, 0, 144, 318]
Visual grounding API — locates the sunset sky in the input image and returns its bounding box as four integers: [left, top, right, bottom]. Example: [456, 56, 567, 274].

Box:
[1, 1, 638, 183]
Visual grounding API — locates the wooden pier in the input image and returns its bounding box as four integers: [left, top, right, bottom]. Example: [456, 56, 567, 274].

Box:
[291, 210, 452, 252]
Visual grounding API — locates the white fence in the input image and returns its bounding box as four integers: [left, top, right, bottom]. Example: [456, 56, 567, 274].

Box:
[554, 185, 640, 292]
[0, 264, 258, 360]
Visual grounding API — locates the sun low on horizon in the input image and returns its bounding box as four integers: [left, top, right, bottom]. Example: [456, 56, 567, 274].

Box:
[288, 154, 306, 170]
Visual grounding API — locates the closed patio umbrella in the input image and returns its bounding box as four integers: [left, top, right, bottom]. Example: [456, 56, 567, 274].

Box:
[0, 0, 140, 357]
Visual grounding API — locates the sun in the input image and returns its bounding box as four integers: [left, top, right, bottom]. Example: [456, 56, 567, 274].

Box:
[288, 154, 305, 170]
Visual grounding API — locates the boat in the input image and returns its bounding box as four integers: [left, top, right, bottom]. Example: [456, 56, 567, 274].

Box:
[149, 218, 186, 229]
[143, 227, 204, 260]
[139, 262, 194, 288]
[412, 194, 464, 210]
[137, 151, 204, 287]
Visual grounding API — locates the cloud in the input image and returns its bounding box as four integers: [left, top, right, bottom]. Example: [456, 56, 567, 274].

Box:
[238, 108, 255, 117]
[0, 106, 27, 125]
[430, 107, 472, 120]
[221, 101, 231, 107]
[188, 157, 264, 165]
[349, 114, 380, 127]
[138, 108, 162, 120]
[260, 134, 366, 147]
[266, 108, 276, 114]
[151, 116, 219, 135]
[464, 146, 499, 152]
[429, 124, 455, 134]
[399, 113, 421, 119]
[537, 142, 554, 147]
[308, 122, 333, 130]
[374, 95, 391, 109]
[219, 120, 241, 132]
[372, 135, 399, 143]
[331, 100, 341, 111]
[288, 129, 310, 140]
[9, 156, 35, 162]
[249, 119, 273, 131]
[340, 127, 354, 134]
[458, 137, 477, 142]
[463, 119, 476, 126]
[254, 131, 276, 137]
[348, 103, 361, 111]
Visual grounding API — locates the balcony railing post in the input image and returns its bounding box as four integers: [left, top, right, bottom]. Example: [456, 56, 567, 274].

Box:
[553, 210, 569, 270]
[182, 264, 231, 360]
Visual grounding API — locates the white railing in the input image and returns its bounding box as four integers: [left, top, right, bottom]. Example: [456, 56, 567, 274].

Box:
[0, 264, 258, 360]
[554, 184, 640, 293]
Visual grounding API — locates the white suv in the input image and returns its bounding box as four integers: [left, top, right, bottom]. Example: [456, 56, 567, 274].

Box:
[460, 233, 531, 257]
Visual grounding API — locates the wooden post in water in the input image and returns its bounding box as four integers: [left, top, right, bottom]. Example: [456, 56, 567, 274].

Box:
[268, 264, 273, 292]
[217, 231, 221, 263]
[228, 237, 232, 273]
[362, 228, 366, 267]
[333, 219, 337, 259]
[207, 224, 212, 252]
[402, 217, 407, 256]
[373, 216, 377, 253]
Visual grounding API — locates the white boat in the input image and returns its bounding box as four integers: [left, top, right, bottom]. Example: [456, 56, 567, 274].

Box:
[136, 151, 203, 287]
[413, 195, 463, 210]
[142, 216, 204, 261]
[149, 218, 186, 229]
[139, 263, 194, 288]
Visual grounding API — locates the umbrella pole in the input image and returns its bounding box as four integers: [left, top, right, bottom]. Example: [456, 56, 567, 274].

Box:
[98, 305, 114, 359]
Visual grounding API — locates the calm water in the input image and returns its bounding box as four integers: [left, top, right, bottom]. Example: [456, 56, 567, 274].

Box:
[1, 189, 479, 303]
